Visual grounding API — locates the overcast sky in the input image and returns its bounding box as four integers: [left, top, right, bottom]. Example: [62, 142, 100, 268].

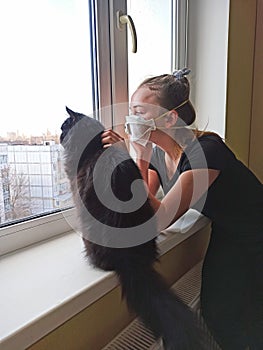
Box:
[0, 0, 174, 137]
[0, 0, 92, 136]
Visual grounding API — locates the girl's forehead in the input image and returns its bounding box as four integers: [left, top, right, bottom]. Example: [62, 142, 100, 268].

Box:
[130, 87, 159, 107]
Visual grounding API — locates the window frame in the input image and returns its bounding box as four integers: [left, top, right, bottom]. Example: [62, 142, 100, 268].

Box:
[0, 0, 129, 257]
[0, 0, 187, 257]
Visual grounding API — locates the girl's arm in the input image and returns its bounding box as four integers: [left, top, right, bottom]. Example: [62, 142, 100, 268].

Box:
[132, 141, 220, 230]
[152, 168, 220, 231]
[101, 131, 161, 195]
[101, 134, 219, 231]
[148, 169, 160, 196]
[133, 142, 160, 196]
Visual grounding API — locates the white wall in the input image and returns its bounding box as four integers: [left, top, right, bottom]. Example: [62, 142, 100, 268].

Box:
[188, 0, 230, 137]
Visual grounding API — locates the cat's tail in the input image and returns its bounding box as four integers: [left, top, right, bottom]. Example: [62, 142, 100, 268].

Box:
[116, 263, 208, 350]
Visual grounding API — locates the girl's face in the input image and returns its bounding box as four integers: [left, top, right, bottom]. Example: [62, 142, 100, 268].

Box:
[130, 87, 166, 122]
[129, 86, 179, 145]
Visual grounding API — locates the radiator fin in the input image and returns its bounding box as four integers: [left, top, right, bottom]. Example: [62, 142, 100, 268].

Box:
[102, 261, 221, 350]
[104, 319, 156, 350]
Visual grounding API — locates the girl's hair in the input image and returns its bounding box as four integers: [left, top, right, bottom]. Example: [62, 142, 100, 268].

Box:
[138, 74, 196, 126]
[138, 73, 218, 142]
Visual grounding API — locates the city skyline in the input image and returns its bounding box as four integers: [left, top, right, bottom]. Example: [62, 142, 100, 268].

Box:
[0, 129, 61, 145]
[0, 104, 92, 138]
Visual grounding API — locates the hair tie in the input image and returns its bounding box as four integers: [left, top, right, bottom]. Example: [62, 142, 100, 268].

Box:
[172, 68, 191, 79]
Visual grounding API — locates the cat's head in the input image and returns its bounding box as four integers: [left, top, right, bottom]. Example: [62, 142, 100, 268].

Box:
[60, 106, 105, 178]
[60, 106, 104, 147]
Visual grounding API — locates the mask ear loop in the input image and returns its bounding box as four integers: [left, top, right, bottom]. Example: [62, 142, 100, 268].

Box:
[154, 99, 193, 131]
[125, 99, 189, 135]
[154, 99, 189, 122]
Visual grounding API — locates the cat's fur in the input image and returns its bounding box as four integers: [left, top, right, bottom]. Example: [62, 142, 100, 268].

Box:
[60, 107, 208, 349]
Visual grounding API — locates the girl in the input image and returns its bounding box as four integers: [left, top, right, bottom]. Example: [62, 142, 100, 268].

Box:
[101, 68, 263, 350]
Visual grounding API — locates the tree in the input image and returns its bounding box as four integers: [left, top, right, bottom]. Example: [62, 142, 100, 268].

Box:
[1, 166, 32, 221]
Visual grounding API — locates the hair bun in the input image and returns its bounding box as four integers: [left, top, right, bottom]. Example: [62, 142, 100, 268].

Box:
[172, 68, 191, 79]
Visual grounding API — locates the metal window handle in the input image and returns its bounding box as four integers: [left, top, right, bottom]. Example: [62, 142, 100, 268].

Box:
[117, 11, 137, 53]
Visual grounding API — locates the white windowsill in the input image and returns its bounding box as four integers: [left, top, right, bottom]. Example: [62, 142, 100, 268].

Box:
[0, 208, 76, 256]
[0, 209, 210, 350]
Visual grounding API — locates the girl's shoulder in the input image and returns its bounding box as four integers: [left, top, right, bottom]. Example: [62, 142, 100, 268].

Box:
[181, 131, 234, 172]
[196, 131, 224, 144]
[193, 131, 230, 154]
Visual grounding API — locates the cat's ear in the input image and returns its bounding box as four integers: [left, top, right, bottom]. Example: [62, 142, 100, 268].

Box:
[65, 106, 76, 120]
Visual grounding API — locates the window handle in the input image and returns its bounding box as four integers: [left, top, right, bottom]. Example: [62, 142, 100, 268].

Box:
[117, 11, 137, 53]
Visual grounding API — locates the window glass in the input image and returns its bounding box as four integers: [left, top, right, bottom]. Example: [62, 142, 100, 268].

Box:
[31, 187, 43, 198]
[29, 175, 42, 186]
[0, 0, 93, 226]
[43, 187, 53, 198]
[44, 199, 53, 210]
[28, 164, 41, 175]
[42, 175, 53, 186]
[41, 164, 52, 175]
[14, 152, 27, 163]
[127, 0, 173, 97]
[15, 164, 29, 174]
[28, 152, 41, 163]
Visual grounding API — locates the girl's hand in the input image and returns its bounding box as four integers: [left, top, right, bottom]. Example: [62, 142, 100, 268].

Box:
[101, 129, 126, 149]
[130, 141, 153, 184]
[130, 140, 153, 164]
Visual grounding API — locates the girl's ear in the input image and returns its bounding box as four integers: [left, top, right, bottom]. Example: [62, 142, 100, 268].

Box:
[164, 110, 178, 128]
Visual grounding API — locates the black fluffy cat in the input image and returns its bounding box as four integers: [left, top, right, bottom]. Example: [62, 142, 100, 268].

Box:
[60, 107, 208, 350]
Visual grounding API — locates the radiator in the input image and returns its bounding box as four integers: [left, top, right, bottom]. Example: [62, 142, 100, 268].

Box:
[102, 261, 222, 350]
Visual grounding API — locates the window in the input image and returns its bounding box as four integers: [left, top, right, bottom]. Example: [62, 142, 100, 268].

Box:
[0, 0, 185, 255]
[127, 0, 189, 96]
[0, 0, 93, 227]
[127, 0, 174, 96]
[0, 0, 117, 254]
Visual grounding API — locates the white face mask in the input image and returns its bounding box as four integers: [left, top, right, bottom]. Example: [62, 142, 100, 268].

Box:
[125, 99, 189, 146]
[125, 114, 156, 146]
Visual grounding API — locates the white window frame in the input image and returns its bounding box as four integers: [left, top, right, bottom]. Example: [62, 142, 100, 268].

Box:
[0, 0, 187, 257]
[173, 0, 189, 70]
[0, 0, 129, 256]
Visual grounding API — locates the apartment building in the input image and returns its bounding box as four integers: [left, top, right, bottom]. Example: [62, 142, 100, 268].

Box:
[0, 142, 72, 225]
[0, 144, 10, 224]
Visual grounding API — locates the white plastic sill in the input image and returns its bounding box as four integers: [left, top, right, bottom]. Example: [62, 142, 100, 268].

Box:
[0, 209, 210, 350]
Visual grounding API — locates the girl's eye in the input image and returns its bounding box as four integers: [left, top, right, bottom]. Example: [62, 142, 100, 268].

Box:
[129, 106, 146, 115]
[135, 109, 145, 115]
